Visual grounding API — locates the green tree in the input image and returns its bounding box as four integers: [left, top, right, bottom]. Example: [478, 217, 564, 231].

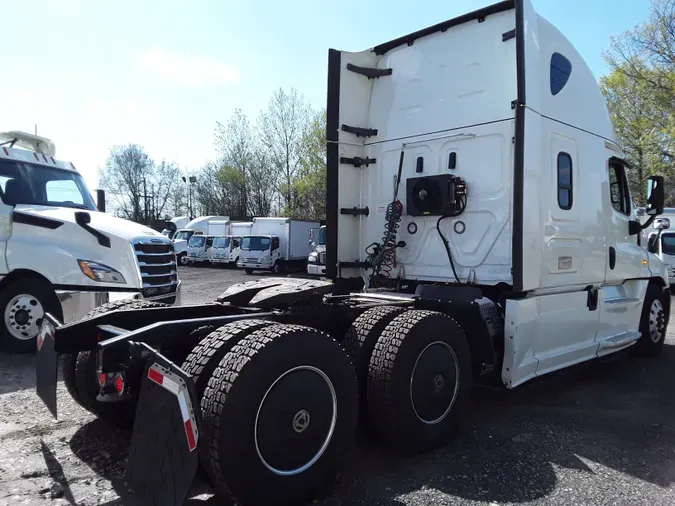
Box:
[600, 64, 671, 203]
[288, 108, 327, 220]
[602, 0, 675, 205]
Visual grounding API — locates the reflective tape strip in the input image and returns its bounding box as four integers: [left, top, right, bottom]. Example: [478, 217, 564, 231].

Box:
[177, 391, 190, 422]
[147, 365, 179, 396]
[184, 419, 197, 451]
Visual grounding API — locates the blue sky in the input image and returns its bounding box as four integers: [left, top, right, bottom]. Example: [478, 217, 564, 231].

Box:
[1, 0, 650, 189]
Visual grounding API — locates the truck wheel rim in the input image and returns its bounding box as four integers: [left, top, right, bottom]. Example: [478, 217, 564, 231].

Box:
[4, 294, 44, 341]
[179, 255, 189, 265]
[254, 365, 337, 476]
[649, 299, 665, 343]
[409, 341, 460, 425]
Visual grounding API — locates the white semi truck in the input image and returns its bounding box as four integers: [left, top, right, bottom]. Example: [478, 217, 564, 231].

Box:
[238, 217, 320, 273]
[161, 216, 189, 240]
[0, 131, 181, 352]
[173, 215, 229, 265]
[34, 2, 672, 506]
[307, 224, 327, 275]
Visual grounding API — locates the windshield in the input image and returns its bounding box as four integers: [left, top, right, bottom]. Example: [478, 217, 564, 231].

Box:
[214, 237, 230, 248]
[0, 159, 96, 210]
[175, 230, 194, 241]
[241, 236, 271, 251]
[318, 227, 326, 245]
[189, 235, 206, 248]
[662, 234, 675, 255]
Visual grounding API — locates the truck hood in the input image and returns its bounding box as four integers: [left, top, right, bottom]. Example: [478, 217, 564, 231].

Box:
[7, 205, 173, 291]
[14, 205, 162, 240]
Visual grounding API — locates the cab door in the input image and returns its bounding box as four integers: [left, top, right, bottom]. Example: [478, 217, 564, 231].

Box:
[604, 158, 645, 283]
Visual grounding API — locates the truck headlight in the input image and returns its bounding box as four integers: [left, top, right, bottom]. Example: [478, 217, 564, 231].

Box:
[308, 253, 317, 263]
[78, 260, 127, 284]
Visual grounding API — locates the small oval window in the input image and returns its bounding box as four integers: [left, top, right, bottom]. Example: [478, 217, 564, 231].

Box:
[550, 52, 572, 96]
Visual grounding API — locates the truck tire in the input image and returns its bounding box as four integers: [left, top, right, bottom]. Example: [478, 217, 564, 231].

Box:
[633, 284, 668, 357]
[66, 299, 169, 428]
[342, 306, 407, 413]
[178, 252, 189, 266]
[367, 310, 472, 455]
[245, 268, 254, 275]
[0, 277, 61, 353]
[201, 324, 359, 505]
[181, 319, 276, 401]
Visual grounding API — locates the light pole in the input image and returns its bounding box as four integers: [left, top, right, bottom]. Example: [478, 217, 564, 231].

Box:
[182, 175, 197, 219]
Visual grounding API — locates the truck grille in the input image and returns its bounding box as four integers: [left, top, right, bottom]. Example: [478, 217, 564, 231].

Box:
[132, 239, 178, 297]
[319, 252, 326, 265]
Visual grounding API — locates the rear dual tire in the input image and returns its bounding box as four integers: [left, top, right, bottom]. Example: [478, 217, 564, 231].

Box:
[344, 307, 472, 455]
[200, 324, 359, 506]
[61, 299, 170, 429]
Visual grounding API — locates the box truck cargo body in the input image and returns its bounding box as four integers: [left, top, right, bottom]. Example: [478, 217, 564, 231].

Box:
[238, 217, 320, 273]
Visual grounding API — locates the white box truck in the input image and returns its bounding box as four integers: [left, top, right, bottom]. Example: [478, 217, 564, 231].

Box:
[209, 221, 252, 265]
[173, 215, 229, 265]
[32, 2, 673, 506]
[0, 131, 181, 352]
[238, 217, 320, 273]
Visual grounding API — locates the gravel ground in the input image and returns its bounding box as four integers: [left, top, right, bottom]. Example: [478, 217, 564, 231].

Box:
[1, 265, 674, 505]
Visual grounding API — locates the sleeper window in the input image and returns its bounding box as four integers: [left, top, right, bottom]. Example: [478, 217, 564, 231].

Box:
[550, 53, 572, 95]
[609, 163, 631, 215]
[557, 152, 573, 210]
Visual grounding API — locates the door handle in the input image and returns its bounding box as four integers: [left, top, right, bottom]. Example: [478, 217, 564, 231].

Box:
[609, 246, 616, 270]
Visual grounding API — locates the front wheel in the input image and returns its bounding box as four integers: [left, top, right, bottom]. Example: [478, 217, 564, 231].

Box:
[633, 284, 668, 357]
[245, 268, 254, 275]
[178, 252, 189, 266]
[0, 278, 61, 353]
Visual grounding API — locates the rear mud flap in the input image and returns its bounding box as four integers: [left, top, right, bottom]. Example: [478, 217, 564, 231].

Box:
[126, 352, 201, 506]
[36, 313, 60, 419]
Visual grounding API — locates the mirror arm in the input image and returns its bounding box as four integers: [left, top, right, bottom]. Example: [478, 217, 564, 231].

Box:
[641, 215, 656, 230]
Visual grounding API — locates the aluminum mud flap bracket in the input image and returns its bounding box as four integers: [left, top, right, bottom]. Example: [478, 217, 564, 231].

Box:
[126, 350, 201, 506]
[36, 313, 60, 419]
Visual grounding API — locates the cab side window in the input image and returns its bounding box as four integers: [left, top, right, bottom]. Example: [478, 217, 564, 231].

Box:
[609, 163, 631, 215]
[557, 152, 573, 210]
[271, 237, 280, 250]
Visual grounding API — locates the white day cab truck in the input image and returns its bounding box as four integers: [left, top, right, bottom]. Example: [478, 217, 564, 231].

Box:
[173, 215, 229, 266]
[639, 207, 675, 280]
[238, 217, 320, 274]
[0, 131, 181, 353]
[33, 2, 671, 505]
[161, 215, 189, 240]
[307, 224, 327, 275]
[209, 221, 253, 265]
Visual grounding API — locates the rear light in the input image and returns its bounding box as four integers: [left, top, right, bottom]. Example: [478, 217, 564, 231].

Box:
[98, 373, 107, 387]
[114, 373, 125, 395]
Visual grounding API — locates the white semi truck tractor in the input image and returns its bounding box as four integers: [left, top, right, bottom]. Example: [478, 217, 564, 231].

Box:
[0, 131, 181, 352]
[32, 2, 672, 506]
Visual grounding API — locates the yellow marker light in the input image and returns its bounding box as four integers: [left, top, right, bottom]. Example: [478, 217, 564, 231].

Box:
[78, 260, 96, 280]
[642, 259, 648, 266]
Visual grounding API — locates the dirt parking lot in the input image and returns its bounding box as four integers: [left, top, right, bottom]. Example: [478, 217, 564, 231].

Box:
[1, 265, 674, 506]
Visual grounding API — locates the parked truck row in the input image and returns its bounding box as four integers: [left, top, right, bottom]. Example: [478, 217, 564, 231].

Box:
[31, 1, 673, 506]
[167, 214, 322, 274]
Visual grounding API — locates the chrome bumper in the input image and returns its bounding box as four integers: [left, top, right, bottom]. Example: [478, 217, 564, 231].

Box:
[57, 281, 182, 323]
[307, 264, 326, 275]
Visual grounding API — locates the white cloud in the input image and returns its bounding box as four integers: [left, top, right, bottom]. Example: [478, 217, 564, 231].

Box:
[136, 47, 239, 87]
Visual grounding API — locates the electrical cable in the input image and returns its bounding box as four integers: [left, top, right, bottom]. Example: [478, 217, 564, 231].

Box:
[435, 193, 467, 284]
